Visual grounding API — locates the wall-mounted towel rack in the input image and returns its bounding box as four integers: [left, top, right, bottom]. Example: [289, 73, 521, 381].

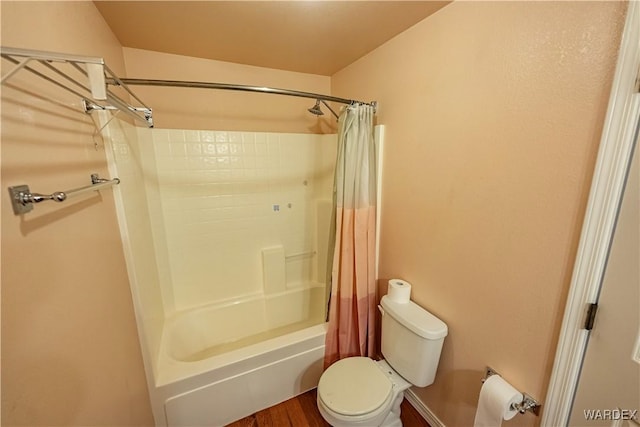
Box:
[8, 174, 120, 215]
[0, 46, 153, 127]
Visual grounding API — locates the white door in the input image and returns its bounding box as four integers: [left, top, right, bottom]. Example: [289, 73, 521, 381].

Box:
[568, 147, 640, 426]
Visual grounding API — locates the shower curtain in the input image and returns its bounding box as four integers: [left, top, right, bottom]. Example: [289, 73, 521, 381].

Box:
[324, 104, 377, 367]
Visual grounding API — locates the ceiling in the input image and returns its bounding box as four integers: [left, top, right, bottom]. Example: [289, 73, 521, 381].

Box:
[94, 1, 450, 76]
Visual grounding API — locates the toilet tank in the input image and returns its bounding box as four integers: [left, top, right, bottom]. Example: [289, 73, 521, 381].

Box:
[380, 295, 448, 387]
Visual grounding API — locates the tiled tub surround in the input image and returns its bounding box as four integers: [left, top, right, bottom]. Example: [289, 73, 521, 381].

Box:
[106, 120, 336, 425]
[148, 128, 336, 312]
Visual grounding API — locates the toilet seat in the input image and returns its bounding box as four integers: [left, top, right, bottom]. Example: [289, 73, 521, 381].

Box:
[318, 357, 393, 418]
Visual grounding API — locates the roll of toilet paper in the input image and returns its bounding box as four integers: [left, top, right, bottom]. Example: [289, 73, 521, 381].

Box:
[473, 375, 522, 427]
[387, 279, 411, 303]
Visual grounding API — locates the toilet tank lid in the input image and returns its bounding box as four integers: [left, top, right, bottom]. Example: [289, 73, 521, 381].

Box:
[381, 296, 448, 339]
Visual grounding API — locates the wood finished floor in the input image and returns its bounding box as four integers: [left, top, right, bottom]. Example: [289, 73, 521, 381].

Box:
[226, 388, 430, 427]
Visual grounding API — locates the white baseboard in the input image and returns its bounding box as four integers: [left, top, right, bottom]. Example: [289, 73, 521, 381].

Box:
[405, 388, 446, 427]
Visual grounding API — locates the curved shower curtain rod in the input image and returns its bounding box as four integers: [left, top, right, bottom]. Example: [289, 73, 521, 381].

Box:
[111, 78, 378, 112]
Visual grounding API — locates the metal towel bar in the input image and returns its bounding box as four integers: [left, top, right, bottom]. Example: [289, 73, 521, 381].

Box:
[8, 173, 120, 215]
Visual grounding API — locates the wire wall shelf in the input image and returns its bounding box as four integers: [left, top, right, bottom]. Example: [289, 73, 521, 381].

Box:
[1, 46, 153, 127]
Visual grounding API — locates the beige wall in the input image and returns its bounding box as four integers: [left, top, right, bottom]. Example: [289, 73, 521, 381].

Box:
[122, 48, 336, 134]
[331, 2, 626, 426]
[1, 1, 153, 426]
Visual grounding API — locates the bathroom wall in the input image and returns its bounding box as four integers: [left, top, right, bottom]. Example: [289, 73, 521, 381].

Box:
[1, 1, 154, 426]
[3, 2, 626, 426]
[331, 2, 626, 426]
[121, 48, 336, 134]
[142, 128, 336, 312]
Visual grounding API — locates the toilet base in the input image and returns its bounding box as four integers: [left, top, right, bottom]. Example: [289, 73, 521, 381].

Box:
[378, 391, 404, 427]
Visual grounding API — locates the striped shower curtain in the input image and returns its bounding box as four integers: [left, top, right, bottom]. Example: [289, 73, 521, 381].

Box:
[324, 103, 377, 367]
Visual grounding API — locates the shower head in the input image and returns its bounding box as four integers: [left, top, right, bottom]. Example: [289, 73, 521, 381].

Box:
[308, 99, 339, 120]
[308, 100, 324, 116]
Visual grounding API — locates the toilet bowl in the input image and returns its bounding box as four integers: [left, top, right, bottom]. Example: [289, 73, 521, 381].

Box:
[317, 357, 411, 427]
[317, 295, 448, 426]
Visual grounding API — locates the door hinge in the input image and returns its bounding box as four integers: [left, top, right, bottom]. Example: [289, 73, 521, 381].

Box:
[584, 303, 598, 331]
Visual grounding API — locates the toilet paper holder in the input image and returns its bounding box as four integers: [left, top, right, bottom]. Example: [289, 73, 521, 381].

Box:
[482, 367, 541, 416]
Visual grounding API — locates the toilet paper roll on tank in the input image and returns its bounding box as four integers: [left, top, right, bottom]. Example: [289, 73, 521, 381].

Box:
[387, 279, 412, 303]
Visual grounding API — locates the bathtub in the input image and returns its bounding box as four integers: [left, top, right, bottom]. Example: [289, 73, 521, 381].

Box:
[151, 285, 327, 426]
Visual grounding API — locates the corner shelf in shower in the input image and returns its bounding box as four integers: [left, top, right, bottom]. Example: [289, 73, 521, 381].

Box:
[0, 46, 153, 127]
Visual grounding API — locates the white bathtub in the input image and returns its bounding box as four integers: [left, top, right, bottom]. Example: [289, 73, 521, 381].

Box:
[151, 285, 327, 426]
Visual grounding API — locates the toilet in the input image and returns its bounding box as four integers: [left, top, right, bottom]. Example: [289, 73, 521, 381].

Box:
[317, 295, 448, 427]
